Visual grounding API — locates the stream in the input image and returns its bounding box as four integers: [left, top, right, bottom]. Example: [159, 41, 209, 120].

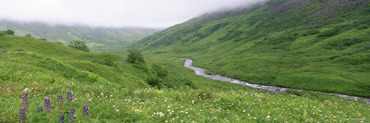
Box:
[182, 58, 370, 103]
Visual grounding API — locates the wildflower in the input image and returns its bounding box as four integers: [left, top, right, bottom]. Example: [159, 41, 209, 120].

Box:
[38, 107, 43, 112]
[51, 106, 55, 109]
[59, 114, 65, 123]
[44, 97, 51, 113]
[22, 92, 29, 109]
[68, 109, 75, 123]
[19, 108, 26, 122]
[58, 95, 63, 110]
[83, 105, 89, 117]
[67, 92, 72, 103]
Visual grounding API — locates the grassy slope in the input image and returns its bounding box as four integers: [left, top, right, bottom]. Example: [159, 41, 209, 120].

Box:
[0, 20, 160, 52]
[0, 35, 369, 122]
[136, 0, 370, 97]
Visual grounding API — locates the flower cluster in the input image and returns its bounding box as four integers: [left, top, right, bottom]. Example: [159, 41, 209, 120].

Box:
[69, 108, 75, 123]
[18, 91, 89, 122]
[22, 92, 29, 110]
[58, 95, 63, 110]
[44, 97, 51, 113]
[38, 107, 43, 112]
[59, 114, 65, 123]
[83, 105, 89, 117]
[67, 92, 72, 103]
[19, 108, 26, 122]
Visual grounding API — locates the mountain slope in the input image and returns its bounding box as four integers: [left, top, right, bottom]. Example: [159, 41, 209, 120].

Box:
[1, 35, 369, 122]
[136, 0, 370, 97]
[0, 20, 160, 51]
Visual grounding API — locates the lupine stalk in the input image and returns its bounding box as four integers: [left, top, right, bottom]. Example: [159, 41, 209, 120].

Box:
[19, 108, 26, 123]
[67, 92, 72, 103]
[68, 109, 75, 123]
[38, 107, 43, 112]
[22, 92, 29, 110]
[83, 105, 89, 117]
[58, 95, 63, 110]
[59, 114, 65, 123]
[44, 97, 51, 113]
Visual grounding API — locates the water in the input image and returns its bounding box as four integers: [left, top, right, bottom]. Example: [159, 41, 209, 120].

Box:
[182, 58, 370, 103]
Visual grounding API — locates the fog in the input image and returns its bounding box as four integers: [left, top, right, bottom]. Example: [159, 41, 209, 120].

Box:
[0, 0, 266, 28]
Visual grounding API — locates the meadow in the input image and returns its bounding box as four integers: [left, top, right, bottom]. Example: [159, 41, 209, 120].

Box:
[0, 35, 369, 122]
[136, 0, 370, 97]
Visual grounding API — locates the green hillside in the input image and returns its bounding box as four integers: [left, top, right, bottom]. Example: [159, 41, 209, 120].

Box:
[1, 0, 370, 122]
[1, 34, 369, 122]
[0, 20, 160, 51]
[136, 0, 370, 97]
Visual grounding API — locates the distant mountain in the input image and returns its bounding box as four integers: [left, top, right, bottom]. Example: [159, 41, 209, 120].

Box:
[0, 20, 161, 51]
[136, 0, 370, 97]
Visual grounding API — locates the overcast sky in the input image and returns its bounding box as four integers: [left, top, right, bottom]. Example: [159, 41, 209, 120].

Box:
[0, 0, 266, 28]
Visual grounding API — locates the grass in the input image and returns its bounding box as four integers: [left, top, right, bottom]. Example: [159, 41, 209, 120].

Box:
[1, 35, 369, 122]
[1, 0, 370, 122]
[135, 0, 370, 97]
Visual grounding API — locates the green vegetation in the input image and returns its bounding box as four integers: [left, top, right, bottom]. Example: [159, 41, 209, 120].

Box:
[0, 33, 369, 122]
[0, 20, 160, 52]
[0, 29, 15, 36]
[136, 0, 370, 97]
[68, 40, 90, 52]
[1, 0, 370, 122]
[127, 49, 145, 63]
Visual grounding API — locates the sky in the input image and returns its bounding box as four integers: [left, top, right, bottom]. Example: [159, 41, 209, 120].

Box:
[0, 0, 266, 28]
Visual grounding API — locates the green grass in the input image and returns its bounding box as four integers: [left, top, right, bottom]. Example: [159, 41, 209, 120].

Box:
[135, 0, 370, 97]
[1, 0, 370, 122]
[1, 35, 369, 122]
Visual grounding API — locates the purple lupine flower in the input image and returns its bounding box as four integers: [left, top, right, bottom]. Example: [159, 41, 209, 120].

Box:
[58, 95, 63, 110]
[51, 106, 55, 109]
[67, 92, 72, 103]
[44, 97, 51, 113]
[38, 107, 43, 112]
[19, 108, 26, 122]
[22, 92, 29, 109]
[83, 105, 89, 117]
[59, 114, 65, 123]
[68, 109, 75, 123]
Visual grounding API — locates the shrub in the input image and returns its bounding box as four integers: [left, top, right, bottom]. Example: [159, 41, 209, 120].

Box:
[127, 49, 144, 63]
[151, 64, 168, 78]
[146, 77, 163, 89]
[68, 40, 90, 52]
[25, 34, 32, 37]
[4, 29, 15, 35]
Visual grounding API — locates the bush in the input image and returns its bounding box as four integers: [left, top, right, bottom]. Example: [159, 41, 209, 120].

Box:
[4, 30, 15, 35]
[25, 34, 32, 37]
[127, 49, 144, 63]
[146, 77, 163, 89]
[68, 40, 90, 52]
[151, 64, 168, 78]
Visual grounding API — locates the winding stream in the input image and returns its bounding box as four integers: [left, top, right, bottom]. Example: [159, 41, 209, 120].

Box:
[182, 58, 370, 103]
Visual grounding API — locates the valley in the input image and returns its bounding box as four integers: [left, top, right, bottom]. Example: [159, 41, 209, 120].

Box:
[1, 0, 369, 122]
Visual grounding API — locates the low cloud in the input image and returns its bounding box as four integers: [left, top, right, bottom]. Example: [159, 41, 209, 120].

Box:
[0, 0, 266, 28]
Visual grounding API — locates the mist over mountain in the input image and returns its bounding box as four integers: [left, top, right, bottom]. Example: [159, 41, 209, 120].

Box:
[0, 20, 161, 51]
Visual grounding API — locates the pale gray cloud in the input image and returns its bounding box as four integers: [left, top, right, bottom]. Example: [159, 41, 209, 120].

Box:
[0, 0, 266, 28]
